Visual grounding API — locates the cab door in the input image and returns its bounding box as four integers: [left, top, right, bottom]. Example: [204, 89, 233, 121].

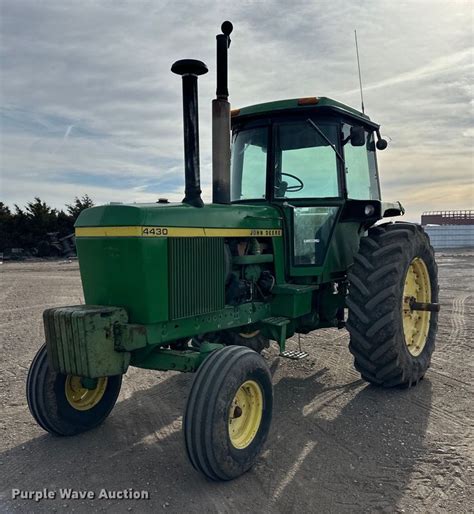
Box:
[270, 118, 344, 279]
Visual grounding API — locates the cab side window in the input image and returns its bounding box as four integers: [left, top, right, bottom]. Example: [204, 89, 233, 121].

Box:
[231, 127, 268, 201]
[342, 124, 380, 200]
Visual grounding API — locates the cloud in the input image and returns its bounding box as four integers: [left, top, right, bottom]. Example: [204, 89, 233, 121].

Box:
[342, 49, 472, 96]
[0, 0, 472, 223]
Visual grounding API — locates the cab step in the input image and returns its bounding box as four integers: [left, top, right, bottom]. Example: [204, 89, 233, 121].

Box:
[279, 332, 308, 360]
[261, 316, 291, 327]
[280, 349, 308, 360]
[261, 316, 290, 350]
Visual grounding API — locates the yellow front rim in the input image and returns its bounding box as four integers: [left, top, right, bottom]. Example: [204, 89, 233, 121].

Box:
[402, 257, 431, 357]
[65, 376, 108, 411]
[228, 380, 263, 449]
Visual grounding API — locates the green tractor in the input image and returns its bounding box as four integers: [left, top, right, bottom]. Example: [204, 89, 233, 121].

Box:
[27, 22, 439, 481]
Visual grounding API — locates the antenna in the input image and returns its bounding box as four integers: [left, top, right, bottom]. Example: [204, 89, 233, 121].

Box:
[354, 29, 365, 114]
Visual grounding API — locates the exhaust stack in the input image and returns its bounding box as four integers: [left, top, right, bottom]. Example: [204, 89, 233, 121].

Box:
[212, 21, 233, 204]
[171, 59, 208, 208]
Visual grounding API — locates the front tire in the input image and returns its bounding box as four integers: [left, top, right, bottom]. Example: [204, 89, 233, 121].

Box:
[184, 346, 273, 480]
[347, 223, 439, 387]
[26, 344, 122, 435]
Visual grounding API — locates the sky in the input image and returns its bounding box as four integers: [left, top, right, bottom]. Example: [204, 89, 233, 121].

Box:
[0, 0, 472, 222]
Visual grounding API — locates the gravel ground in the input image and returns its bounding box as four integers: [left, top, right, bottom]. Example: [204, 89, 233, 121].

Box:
[0, 250, 472, 513]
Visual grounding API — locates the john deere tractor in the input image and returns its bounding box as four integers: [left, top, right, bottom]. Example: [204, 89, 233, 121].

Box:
[27, 22, 439, 481]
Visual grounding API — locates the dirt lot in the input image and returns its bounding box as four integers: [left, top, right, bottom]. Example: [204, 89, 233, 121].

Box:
[0, 250, 472, 513]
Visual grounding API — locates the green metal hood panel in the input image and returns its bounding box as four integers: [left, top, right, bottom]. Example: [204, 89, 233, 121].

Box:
[76, 202, 282, 229]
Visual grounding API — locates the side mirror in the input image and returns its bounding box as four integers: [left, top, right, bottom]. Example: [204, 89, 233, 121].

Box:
[350, 126, 365, 146]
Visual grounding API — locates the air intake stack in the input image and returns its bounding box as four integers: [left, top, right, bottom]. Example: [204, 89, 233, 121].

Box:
[212, 21, 233, 204]
[171, 59, 208, 208]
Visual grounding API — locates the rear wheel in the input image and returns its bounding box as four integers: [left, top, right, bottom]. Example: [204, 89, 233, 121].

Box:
[184, 346, 273, 480]
[347, 223, 438, 387]
[26, 344, 122, 435]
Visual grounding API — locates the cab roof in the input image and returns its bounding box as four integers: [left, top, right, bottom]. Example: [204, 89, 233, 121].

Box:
[232, 96, 378, 128]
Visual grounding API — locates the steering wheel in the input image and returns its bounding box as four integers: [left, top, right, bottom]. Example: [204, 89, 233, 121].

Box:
[275, 172, 304, 194]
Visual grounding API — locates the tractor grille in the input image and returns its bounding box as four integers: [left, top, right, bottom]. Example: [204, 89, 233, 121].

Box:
[168, 237, 225, 319]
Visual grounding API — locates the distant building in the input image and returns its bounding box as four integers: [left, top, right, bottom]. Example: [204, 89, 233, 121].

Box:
[422, 210, 474, 249]
[421, 210, 473, 226]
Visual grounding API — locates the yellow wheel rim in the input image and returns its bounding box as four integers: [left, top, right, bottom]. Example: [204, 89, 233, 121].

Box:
[65, 376, 108, 411]
[402, 257, 431, 357]
[239, 330, 260, 339]
[228, 380, 263, 449]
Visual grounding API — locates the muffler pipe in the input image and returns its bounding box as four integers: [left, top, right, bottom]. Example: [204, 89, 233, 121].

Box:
[171, 59, 208, 208]
[212, 21, 233, 204]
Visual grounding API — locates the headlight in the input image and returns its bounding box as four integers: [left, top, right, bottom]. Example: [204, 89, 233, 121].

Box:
[364, 204, 375, 216]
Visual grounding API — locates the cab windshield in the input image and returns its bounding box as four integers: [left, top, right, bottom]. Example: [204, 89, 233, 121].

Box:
[230, 120, 340, 201]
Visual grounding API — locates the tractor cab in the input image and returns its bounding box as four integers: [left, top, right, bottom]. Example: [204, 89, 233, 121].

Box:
[230, 97, 387, 279]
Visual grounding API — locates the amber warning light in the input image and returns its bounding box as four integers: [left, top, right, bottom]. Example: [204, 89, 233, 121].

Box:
[297, 97, 319, 106]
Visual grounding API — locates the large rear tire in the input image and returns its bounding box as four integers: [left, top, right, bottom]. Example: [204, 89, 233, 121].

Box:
[184, 346, 273, 480]
[347, 223, 438, 387]
[26, 344, 122, 435]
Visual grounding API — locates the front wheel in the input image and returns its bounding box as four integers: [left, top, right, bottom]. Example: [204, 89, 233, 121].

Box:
[347, 223, 439, 387]
[184, 346, 273, 480]
[26, 344, 122, 435]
